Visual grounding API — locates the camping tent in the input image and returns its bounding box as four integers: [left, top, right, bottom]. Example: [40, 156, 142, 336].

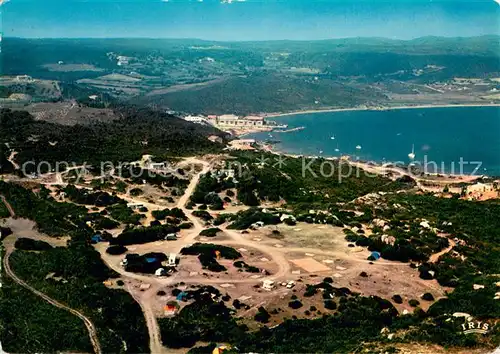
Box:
[91, 235, 102, 244]
[155, 268, 166, 276]
[370, 251, 381, 260]
[212, 344, 231, 354]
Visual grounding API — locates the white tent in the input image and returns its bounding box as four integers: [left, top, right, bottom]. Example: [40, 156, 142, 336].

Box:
[168, 253, 177, 266]
[155, 268, 166, 276]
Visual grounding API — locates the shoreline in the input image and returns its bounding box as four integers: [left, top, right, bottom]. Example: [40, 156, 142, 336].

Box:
[263, 103, 500, 119]
[258, 143, 490, 180]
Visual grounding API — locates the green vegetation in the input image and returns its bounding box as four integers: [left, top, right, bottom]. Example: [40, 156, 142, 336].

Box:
[229, 151, 412, 211]
[181, 243, 241, 272]
[192, 210, 213, 221]
[199, 227, 222, 237]
[181, 243, 241, 260]
[63, 184, 124, 207]
[110, 224, 179, 246]
[376, 194, 500, 288]
[0, 108, 224, 175]
[227, 208, 280, 230]
[0, 181, 90, 236]
[107, 204, 143, 225]
[233, 260, 260, 273]
[106, 245, 128, 255]
[189, 173, 231, 209]
[124, 252, 172, 274]
[10, 247, 149, 353]
[152, 207, 187, 221]
[0, 277, 93, 353]
[14, 238, 53, 251]
[0, 181, 149, 353]
[159, 295, 246, 348]
[3, 36, 499, 113]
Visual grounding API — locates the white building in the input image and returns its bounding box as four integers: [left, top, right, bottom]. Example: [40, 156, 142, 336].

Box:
[229, 139, 255, 147]
[467, 182, 493, 194]
[15, 75, 34, 83]
[219, 169, 236, 178]
[184, 115, 212, 125]
[127, 202, 143, 210]
[243, 116, 265, 126]
[216, 114, 266, 127]
[217, 114, 240, 126]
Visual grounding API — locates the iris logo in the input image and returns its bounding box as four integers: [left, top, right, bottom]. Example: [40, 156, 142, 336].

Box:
[461, 320, 490, 335]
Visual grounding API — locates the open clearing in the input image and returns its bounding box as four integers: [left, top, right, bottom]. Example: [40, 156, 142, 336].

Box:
[290, 257, 331, 273]
[252, 223, 347, 249]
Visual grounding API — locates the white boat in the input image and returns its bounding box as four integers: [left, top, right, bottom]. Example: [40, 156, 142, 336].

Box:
[356, 145, 362, 150]
[408, 144, 415, 159]
[334, 143, 340, 152]
[319, 150, 323, 154]
[330, 135, 335, 140]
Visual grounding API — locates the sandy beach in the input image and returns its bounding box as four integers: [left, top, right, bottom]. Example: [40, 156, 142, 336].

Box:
[257, 137, 494, 180]
[264, 103, 500, 119]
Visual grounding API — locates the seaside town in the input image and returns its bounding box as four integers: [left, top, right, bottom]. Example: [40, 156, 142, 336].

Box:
[182, 113, 288, 136]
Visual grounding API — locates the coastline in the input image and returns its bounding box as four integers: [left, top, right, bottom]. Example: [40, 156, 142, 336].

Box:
[263, 102, 500, 119]
[258, 143, 488, 180]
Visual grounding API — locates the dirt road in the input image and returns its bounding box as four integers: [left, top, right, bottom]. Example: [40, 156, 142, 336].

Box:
[3, 245, 102, 354]
[1, 195, 101, 354]
[126, 283, 165, 354]
[7, 151, 20, 170]
[1, 195, 15, 217]
[100, 158, 213, 354]
[429, 238, 457, 263]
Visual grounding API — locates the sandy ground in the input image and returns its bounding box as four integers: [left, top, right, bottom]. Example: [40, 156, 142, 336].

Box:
[1, 218, 70, 249]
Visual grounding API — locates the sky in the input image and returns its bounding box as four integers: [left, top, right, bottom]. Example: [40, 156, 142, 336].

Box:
[1, 0, 499, 41]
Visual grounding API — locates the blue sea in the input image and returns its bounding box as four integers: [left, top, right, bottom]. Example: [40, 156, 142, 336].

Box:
[247, 106, 500, 176]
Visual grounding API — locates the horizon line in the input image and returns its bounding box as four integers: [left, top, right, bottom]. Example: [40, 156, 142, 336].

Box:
[2, 34, 499, 42]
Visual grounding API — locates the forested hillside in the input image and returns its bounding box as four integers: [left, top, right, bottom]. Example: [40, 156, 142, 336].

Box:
[0, 107, 225, 174]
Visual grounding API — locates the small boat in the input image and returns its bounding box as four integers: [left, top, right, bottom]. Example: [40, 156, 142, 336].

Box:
[408, 144, 415, 159]
[356, 145, 362, 150]
[319, 150, 323, 154]
[330, 135, 335, 140]
[334, 143, 340, 152]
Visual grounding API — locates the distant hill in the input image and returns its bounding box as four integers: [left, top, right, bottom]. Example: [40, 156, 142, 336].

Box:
[2, 36, 498, 114]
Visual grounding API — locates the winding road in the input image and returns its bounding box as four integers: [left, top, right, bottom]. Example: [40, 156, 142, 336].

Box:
[0, 195, 102, 354]
[3, 248, 102, 354]
[104, 158, 213, 354]
[2, 156, 455, 354]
